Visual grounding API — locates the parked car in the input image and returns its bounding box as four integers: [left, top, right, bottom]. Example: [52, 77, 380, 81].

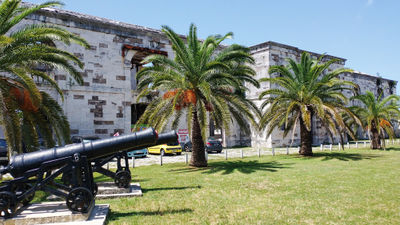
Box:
[71, 135, 100, 144]
[205, 137, 222, 153]
[127, 148, 148, 158]
[180, 140, 192, 152]
[148, 141, 182, 155]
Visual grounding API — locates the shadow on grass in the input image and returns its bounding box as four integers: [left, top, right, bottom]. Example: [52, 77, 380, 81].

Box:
[169, 160, 290, 175]
[385, 147, 400, 151]
[310, 152, 381, 161]
[94, 173, 149, 183]
[142, 185, 201, 193]
[108, 208, 193, 221]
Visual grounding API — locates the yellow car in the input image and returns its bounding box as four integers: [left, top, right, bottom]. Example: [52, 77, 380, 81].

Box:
[147, 141, 182, 155]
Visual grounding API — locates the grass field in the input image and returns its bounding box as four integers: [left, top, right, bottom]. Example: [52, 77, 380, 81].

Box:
[96, 146, 400, 224]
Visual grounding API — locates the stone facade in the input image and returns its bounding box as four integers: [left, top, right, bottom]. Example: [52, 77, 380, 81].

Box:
[248, 42, 397, 147]
[16, 6, 398, 147]
[19, 7, 174, 138]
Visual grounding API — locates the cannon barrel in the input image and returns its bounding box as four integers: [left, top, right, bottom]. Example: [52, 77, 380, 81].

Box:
[4, 128, 163, 177]
[155, 130, 179, 145]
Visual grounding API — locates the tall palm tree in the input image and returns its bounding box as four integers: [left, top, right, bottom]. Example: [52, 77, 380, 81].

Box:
[350, 91, 400, 149]
[0, 0, 89, 155]
[259, 52, 357, 156]
[137, 24, 260, 167]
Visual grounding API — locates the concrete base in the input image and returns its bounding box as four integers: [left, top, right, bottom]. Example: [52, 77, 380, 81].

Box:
[96, 182, 142, 199]
[0, 202, 109, 225]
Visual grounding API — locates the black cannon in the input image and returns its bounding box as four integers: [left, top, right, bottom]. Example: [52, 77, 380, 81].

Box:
[63, 130, 178, 189]
[0, 128, 177, 218]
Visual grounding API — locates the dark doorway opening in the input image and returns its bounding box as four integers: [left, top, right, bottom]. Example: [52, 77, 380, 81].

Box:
[131, 103, 148, 125]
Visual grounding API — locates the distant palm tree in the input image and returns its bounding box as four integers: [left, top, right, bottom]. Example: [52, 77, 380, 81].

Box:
[0, 0, 89, 154]
[350, 91, 400, 149]
[137, 24, 259, 167]
[259, 52, 357, 156]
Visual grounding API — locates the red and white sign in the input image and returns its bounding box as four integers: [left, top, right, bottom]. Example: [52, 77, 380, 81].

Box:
[178, 129, 189, 134]
[179, 134, 189, 143]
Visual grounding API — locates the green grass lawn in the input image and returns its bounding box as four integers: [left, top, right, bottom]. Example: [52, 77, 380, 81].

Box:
[97, 146, 400, 224]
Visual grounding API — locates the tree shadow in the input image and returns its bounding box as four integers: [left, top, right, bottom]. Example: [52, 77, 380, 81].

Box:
[169, 160, 290, 175]
[142, 185, 201, 193]
[93, 173, 148, 183]
[310, 152, 381, 161]
[107, 208, 193, 221]
[385, 147, 400, 151]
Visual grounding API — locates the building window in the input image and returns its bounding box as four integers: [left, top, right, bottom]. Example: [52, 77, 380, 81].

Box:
[389, 81, 395, 95]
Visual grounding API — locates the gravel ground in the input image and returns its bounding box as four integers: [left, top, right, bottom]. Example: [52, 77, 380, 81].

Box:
[107, 146, 306, 168]
[107, 142, 378, 168]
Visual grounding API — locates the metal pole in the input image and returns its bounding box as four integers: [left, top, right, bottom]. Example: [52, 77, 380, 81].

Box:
[347, 142, 350, 149]
[356, 142, 358, 148]
[258, 148, 261, 158]
[185, 151, 188, 164]
[338, 143, 341, 151]
[160, 153, 163, 166]
[225, 149, 228, 160]
[241, 149, 243, 159]
[320, 144, 323, 151]
[286, 147, 289, 155]
[131, 156, 135, 168]
[329, 144, 332, 151]
[205, 151, 208, 162]
[272, 148, 275, 156]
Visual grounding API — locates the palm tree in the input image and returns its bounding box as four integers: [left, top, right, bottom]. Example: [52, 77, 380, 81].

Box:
[0, 0, 89, 155]
[259, 52, 357, 156]
[350, 91, 400, 149]
[136, 24, 260, 167]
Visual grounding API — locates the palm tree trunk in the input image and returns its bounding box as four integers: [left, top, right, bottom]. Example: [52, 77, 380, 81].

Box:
[339, 132, 344, 150]
[299, 117, 313, 156]
[190, 107, 207, 167]
[370, 124, 381, 149]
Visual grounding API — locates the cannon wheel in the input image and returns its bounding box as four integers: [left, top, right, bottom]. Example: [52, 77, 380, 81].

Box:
[0, 191, 16, 218]
[114, 171, 131, 188]
[66, 187, 93, 213]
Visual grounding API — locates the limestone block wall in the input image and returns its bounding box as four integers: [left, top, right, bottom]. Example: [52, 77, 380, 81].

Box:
[340, 72, 397, 140]
[17, 7, 243, 146]
[247, 42, 397, 148]
[247, 42, 345, 147]
[19, 8, 176, 139]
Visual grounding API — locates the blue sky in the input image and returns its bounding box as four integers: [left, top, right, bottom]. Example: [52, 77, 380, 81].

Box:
[27, 0, 399, 94]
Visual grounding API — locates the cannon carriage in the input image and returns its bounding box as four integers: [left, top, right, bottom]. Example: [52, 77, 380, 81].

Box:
[0, 128, 177, 218]
[62, 131, 178, 189]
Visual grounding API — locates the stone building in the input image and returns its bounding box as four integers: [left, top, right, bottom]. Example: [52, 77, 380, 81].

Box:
[18, 6, 398, 147]
[248, 41, 397, 147]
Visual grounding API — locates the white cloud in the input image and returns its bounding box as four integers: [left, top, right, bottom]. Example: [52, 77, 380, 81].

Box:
[366, 0, 374, 6]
